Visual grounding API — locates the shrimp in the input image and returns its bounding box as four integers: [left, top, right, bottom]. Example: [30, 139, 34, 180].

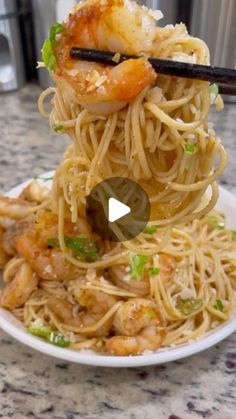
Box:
[0, 197, 33, 261]
[46, 296, 82, 327]
[74, 287, 117, 335]
[106, 298, 165, 355]
[74, 286, 117, 315]
[1, 219, 33, 257]
[53, 0, 158, 114]
[47, 294, 114, 337]
[0, 260, 38, 310]
[109, 253, 176, 296]
[32, 208, 93, 242]
[106, 325, 164, 355]
[14, 209, 93, 281]
[110, 265, 149, 296]
[0, 193, 37, 256]
[0, 196, 36, 220]
[19, 180, 50, 204]
[16, 233, 81, 281]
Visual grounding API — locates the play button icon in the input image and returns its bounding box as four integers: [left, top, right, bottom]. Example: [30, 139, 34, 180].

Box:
[86, 177, 150, 242]
[108, 198, 131, 222]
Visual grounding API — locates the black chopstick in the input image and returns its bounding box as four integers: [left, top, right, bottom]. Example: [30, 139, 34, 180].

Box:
[70, 47, 236, 95]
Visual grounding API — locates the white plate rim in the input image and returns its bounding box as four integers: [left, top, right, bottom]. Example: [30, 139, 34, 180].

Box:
[0, 173, 236, 367]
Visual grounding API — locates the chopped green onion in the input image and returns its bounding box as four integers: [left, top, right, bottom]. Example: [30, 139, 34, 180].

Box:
[41, 38, 57, 72]
[214, 298, 224, 312]
[28, 322, 52, 339]
[48, 332, 70, 347]
[207, 216, 225, 230]
[177, 298, 203, 316]
[184, 143, 196, 154]
[41, 22, 64, 72]
[28, 321, 70, 348]
[49, 22, 64, 45]
[65, 237, 98, 260]
[210, 83, 219, 104]
[47, 236, 98, 261]
[129, 253, 147, 279]
[52, 124, 64, 133]
[148, 267, 160, 276]
[143, 225, 157, 234]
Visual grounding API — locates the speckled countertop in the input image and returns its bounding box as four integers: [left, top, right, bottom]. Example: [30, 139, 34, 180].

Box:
[0, 85, 236, 419]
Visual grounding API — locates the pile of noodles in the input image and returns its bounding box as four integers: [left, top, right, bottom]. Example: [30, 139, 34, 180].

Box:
[10, 211, 236, 351]
[38, 20, 227, 268]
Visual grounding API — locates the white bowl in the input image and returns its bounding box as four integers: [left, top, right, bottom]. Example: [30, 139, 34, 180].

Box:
[0, 173, 236, 367]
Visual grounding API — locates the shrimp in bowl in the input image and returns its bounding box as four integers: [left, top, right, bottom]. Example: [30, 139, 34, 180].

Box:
[106, 298, 165, 355]
[41, 0, 161, 114]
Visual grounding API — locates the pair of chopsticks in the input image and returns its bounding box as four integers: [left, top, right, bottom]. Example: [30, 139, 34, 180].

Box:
[70, 47, 236, 96]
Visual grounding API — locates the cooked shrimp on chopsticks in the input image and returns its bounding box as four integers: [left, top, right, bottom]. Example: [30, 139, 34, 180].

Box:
[46, 0, 161, 114]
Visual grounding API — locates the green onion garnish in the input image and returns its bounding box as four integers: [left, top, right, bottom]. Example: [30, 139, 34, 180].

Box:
[52, 124, 64, 133]
[41, 22, 64, 72]
[143, 225, 157, 234]
[28, 323, 52, 339]
[65, 237, 98, 260]
[42, 39, 57, 72]
[28, 321, 70, 348]
[49, 22, 64, 45]
[207, 216, 225, 230]
[129, 253, 147, 279]
[184, 143, 196, 154]
[214, 298, 224, 312]
[148, 267, 160, 276]
[48, 332, 70, 347]
[47, 236, 98, 261]
[177, 298, 203, 316]
[210, 83, 219, 104]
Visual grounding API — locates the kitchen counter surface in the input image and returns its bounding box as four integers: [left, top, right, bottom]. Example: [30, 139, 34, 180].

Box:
[0, 85, 235, 419]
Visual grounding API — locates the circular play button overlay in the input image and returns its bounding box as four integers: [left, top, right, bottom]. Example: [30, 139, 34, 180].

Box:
[86, 177, 150, 242]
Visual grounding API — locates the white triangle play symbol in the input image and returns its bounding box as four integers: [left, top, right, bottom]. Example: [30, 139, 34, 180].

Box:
[108, 197, 131, 222]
